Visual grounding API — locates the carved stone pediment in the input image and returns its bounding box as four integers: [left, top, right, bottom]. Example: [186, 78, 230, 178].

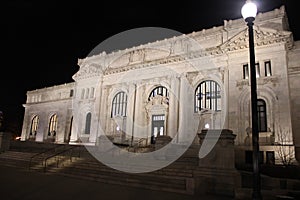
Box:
[72, 64, 103, 81]
[145, 95, 169, 117]
[220, 27, 292, 52]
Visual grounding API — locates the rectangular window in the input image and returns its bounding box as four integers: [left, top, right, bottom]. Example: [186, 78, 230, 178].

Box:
[70, 89, 74, 97]
[256, 63, 260, 78]
[243, 64, 249, 79]
[81, 89, 85, 99]
[90, 87, 94, 98]
[257, 99, 267, 132]
[265, 61, 272, 76]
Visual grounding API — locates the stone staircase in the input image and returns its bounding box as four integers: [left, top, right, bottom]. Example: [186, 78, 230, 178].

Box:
[49, 144, 199, 194]
[2, 139, 299, 198]
[0, 142, 76, 172]
[0, 150, 36, 169]
[49, 152, 195, 194]
[28, 145, 76, 172]
[0, 141, 199, 195]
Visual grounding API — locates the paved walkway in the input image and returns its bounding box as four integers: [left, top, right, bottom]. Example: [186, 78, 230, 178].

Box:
[0, 165, 232, 200]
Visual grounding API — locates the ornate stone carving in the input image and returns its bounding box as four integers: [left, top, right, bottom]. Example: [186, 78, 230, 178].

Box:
[220, 27, 292, 52]
[186, 72, 199, 85]
[236, 79, 249, 90]
[73, 64, 103, 80]
[145, 95, 169, 120]
[236, 76, 279, 90]
[147, 95, 169, 107]
[257, 76, 279, 86]
[129, 49, 145, 63]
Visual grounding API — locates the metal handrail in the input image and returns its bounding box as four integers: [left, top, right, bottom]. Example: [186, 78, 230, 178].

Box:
[29, 146, 58, 170]
[137, 138, 147, 147]
[43, 146, 77, 172]
[28, 144, 68, 170]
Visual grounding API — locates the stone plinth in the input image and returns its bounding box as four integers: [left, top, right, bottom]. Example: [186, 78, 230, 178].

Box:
[197, 129, 236, 168]
[194, 129, 240, 197]
[0, 132, 11, 152]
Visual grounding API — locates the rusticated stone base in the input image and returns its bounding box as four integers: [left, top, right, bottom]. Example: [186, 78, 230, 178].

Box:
[195, 129, 241, 197]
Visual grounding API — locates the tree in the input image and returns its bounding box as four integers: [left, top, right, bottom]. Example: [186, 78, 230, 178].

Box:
[274, 127, 296, 166]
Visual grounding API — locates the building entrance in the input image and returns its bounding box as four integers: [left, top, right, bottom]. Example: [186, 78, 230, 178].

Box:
[151, 115, 165, 144]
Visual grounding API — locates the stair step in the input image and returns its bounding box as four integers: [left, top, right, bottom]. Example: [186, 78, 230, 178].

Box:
[0, 143, 199, 195]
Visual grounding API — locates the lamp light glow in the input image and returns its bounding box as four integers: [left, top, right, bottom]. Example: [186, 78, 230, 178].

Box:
[204, 123, 210, 129]
[241, 1, 257, 19]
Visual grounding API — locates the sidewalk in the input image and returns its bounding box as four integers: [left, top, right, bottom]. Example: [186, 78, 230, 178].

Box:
[0, 165, 232, 200]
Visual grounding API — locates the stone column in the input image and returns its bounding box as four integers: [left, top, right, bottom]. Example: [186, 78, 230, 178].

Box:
[21, 108, 30, 141]
[101, 87, 109, 135]
[70, 88, 81, 143]
[177, 75, 194, 143]
[223, 68, 229, 129]
[133, 83, 144, 139]
[194, 129, 240, 197]
[90, 77, 103, 143]
[36, 113, 47, 142]
[167, 76, 179, 139]
[57, 110, 67, 143]
[126, 83, 135, 145]
[70, 114, 79, 142]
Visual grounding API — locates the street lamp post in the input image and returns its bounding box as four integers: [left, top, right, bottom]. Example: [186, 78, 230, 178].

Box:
[241, 1, 262, 199]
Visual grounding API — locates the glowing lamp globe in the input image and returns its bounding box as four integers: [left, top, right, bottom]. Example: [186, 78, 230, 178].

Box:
[241, 1, 257, 20]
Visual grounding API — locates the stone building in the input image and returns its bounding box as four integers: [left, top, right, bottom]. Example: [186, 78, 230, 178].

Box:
[21, 6, 300, 165]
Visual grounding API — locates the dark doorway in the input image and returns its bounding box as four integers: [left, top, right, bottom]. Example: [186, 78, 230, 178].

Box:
[151, 115, 165, 144]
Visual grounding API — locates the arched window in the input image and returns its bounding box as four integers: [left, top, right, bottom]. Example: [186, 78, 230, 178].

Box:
[30, 115, 39, 136]
[148, 86, 169, 101]
[48, 114, 58, 137]
[85, 113, 92, 134]
[195, 80, 221, 112]
[111, 92, 128, 117]
[257, 99, 267, 132]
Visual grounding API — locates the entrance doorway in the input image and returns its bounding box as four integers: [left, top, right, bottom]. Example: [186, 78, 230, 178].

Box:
[151, 115, 165, 144]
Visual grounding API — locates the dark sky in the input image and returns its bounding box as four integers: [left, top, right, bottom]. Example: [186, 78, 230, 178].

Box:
[0, 0, 299, 134]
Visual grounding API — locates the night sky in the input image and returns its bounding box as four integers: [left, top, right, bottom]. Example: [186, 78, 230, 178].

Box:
[0, 0, 299, 135]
